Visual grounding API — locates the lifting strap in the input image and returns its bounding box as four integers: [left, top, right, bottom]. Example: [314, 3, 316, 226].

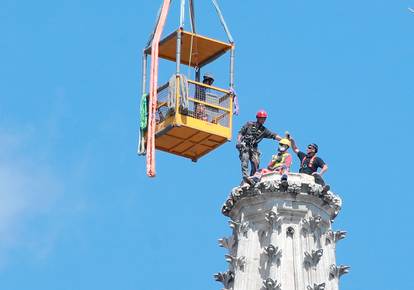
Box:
[146, 0, 171, 177]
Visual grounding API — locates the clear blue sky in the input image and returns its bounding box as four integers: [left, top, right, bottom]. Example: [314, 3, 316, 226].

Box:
[1, 1, 413, 289]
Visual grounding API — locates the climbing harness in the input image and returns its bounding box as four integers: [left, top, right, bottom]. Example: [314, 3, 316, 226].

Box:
[301, 155, 317, 169]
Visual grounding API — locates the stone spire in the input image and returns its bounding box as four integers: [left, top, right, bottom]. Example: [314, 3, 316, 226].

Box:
[215, 173, 349, 290]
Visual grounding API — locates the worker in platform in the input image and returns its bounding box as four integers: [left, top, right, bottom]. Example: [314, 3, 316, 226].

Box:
[290, 139, 330, 194]
[236, 110, 282, 185]
[195, 73, 215, 121]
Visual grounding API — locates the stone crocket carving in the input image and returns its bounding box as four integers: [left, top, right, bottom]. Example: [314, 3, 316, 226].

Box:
[229, 220, 249, 238]
[329, 264, 350, 279]
[265, 210, 282, 230]
[225, 254, 246, 271]
[326, 230, 347, 244]
[218, 236, 237, 251]
[307, 283, 326, 290]
[214, 271, 235, 288]
[262, 278, 281, 290]
[302, 215, 323, 233]
[264, 245, 282, 263]
[304, 249, 323, 267]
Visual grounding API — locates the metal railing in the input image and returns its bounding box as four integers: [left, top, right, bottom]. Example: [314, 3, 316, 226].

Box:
[187, 79, 231, 127]
[155, 77, 232, 128]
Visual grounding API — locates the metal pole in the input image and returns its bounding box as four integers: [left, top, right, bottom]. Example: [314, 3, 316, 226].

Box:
[230, 45, 235, 88]
[176, 29, 182, 75]
[180, 0, 186, 28]
[142, 52, 147, 95]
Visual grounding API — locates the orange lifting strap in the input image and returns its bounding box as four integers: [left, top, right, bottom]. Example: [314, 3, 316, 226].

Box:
[146, 0, 171, 177]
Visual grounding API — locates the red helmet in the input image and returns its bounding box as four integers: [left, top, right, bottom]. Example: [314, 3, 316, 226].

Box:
[256, 110, 268, 118]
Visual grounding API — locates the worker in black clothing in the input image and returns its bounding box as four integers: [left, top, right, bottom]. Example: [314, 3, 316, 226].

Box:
[290, 139, 330, 193]
[236, 110, 282, 185]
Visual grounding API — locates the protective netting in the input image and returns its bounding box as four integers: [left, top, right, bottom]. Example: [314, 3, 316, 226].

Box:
[155, 82, 171, 124]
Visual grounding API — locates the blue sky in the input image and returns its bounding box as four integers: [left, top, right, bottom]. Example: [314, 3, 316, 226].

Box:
[0, 0, 413, 289]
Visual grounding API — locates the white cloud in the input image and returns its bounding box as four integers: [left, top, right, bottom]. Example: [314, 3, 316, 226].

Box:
[0, 129, 62, 267]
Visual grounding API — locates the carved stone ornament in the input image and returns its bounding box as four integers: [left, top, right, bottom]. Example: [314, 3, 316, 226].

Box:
[326, 230, 347, 244]
[218, 236, 237, 251]
[287, 180, 302, 194]
[287, 226, 295, 236]
[302, 215, 325, 234]
[304, 249, 323, 267]
[308, 182, 323, 196]
[258, 179, 281, 192]
[225, 254, 246, 271]
[329, 264, 350, 279]
[214, 271, 235, 288]
[265, 210, 282, 230]
[264, 245, 282, 262]
[262, 278, 281, 290]
[307, 283, 326, 290]
[229, 220, 249, 237]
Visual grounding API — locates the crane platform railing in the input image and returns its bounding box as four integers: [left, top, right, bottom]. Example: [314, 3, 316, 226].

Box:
[155, 76, 232, 129]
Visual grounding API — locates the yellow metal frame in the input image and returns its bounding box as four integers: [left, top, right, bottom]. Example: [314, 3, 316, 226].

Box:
[154, 76, 233, 161]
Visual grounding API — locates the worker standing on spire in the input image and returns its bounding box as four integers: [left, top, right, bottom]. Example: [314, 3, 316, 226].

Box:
[290, 139, 330, 194]
[236, 110, 282, 185]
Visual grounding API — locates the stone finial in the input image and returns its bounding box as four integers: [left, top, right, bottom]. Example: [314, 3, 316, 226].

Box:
[264, 245, 282, 262]
[329, 264, 351, 279]
[229, 220, 249, 237]
[225, 254, 246, 271]
[262, 278, 281, 290]
[214, 271, 235, 288]
[304, 249, 323, 267]
[218, 236, 237, 251]
[307, 283, 326, 290]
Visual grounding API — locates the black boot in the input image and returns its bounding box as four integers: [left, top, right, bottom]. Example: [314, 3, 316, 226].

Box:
[321, 184, 331, 195]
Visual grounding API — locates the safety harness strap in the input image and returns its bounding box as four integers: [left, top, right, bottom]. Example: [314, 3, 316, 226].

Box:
[301, 155, 317, 169]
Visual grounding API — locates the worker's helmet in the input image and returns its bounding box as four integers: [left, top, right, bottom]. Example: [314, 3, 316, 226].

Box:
[308, 143, 319, 152]
[256, 110, 268, 118]
[279, 138, 291, 148]
[203, 73, 214, 81]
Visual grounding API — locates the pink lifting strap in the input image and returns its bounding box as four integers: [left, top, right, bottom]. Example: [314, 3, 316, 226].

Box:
[146, 0, 171, 177]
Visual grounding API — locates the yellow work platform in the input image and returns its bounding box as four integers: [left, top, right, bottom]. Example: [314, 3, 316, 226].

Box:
[145, 29, 233, 67]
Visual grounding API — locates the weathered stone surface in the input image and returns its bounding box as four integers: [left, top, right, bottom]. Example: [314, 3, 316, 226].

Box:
[216, 173, 348, 290]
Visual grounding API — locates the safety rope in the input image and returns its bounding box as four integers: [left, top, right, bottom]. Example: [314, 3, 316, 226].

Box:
[146, 0, 171, 177]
